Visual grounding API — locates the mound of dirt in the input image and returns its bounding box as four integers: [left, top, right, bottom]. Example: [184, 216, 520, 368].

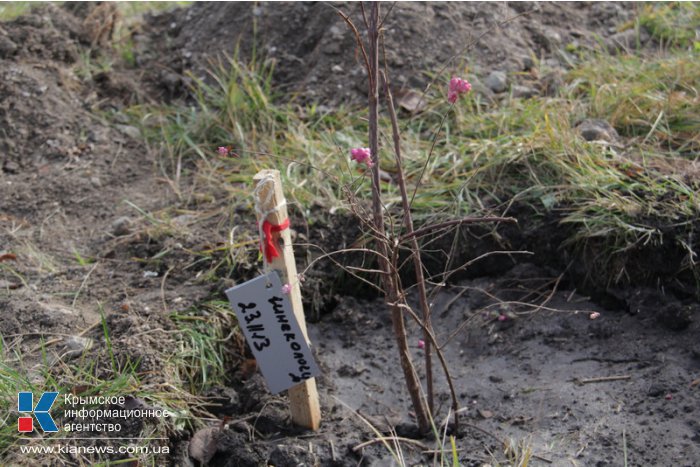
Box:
[140, 2, 638, 105]
[0, 3, 167, 351]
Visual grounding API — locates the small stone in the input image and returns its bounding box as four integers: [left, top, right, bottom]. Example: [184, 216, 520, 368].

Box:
[331, 64, 343, 73]
[469, 78, 496, 104]
[512, 85, 537, 99]
[485, 71, 508, 93]
[606, 27, 650, 54]
[576, 119, 619, 143]
[115, 124, 141, 140]
[62, 336, 94, 360]
[545, 30, 562, 45]
[111, 216, 132, 236]
[522, 56, 535, 71]
[328, 24, 344, 40]
[541, 69, 564, 96]
[90, 176, 102, 187]
[0, 36, 18, 58]
[647, 383, 665, 397]
[2, 160, 20, 174]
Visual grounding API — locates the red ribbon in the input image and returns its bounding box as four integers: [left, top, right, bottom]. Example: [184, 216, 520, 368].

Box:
[261, 218, 290, 263]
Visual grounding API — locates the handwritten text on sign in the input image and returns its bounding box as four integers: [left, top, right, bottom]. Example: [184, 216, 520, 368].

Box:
[225, 272, 321, 394]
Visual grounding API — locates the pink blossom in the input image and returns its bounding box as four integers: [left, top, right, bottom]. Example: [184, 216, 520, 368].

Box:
[281, 283, 291, 295]
[448, 76, 472, 103]
[497, 314, 507, 322]
[217, 146, 228, 156]
[418, 339, 425, 350]
[589, 312, 601, 320]
[350, 147, 374, 168]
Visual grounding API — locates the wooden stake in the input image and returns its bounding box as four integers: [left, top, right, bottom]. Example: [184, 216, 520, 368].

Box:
[253, 169, 321, 430]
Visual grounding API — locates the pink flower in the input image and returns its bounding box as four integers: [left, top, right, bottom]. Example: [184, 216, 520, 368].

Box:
[350, 147, 374, 168]
[448, 76, 472, 103]
[217, 146, 228, 156]
[418, 339, 425, 350]
[497, 314, 507, 322]
[589, 312, 601, 320]
[281, 283, 291, 295]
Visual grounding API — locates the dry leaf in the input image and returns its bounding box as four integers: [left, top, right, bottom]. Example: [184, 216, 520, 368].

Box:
[0, 253, 17, 262]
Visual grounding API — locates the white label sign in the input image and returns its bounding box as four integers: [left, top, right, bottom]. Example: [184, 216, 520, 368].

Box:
[225, 271, 321, 394]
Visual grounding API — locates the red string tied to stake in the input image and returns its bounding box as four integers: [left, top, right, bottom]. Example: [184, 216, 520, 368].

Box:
[260, 218, 290, 263]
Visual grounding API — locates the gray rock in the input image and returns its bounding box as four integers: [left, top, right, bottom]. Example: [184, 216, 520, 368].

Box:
[606, 27, 650, 54]
[544, 30, 562, 46]
[576, 119, 620, 143]
[2, 160, 20, 174]
[512, 85, 537, 99]
[62, 336, 94, 360]
[520, 55, 535, 72]
[115, 124, 141, 140]
[0, 36, 18, 58]
[468, 78, 496, 104]
[485, 71, 508, 93]
[111, 216, 133, 236]
[541, 69, 564, 96]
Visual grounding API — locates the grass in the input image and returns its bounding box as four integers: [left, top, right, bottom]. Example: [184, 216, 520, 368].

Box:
[638, 2, 700, 48]
[170, 300, 239, 393]
[127, 37, 699, 290]
[0, 1, 190, 21]
[0, 300, 222, 465]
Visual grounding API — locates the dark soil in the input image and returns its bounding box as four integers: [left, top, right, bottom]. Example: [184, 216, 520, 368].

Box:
[140, 1, 639, 105]
[1, 2, 698, 467]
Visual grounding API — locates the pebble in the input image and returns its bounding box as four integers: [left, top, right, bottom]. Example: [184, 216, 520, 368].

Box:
[576, 119, 619, 143]
[468, 79, 496, 103]
[519, 55, 535, 72]
[0, 36, 18, 58]
[512, 85, 537, 99]
[485, 71, 508, 93]
[111, 216, 132, 236]
[62, 336, 94, 360]
[606, 27, 650, 54]
[2, 160, 20, 174]
[115, 124, 141, 140]
[647, 383, 666, 397]
[544, 30, 562, 45]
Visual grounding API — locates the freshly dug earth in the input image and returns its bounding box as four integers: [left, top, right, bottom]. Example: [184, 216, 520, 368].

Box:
[0, 2, 698, 467]
[140, 1, 639, 105]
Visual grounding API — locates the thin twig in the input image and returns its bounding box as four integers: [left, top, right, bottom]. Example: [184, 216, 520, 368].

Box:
[354, 437, 429, 452]
[382, 67, 438, 415]
[400, 216, 517, 242]
[160, 265, 174, 314]
[574, 375, 632, 385]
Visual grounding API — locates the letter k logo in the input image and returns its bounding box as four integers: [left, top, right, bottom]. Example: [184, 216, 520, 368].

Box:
[18, 392, 59, 432]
